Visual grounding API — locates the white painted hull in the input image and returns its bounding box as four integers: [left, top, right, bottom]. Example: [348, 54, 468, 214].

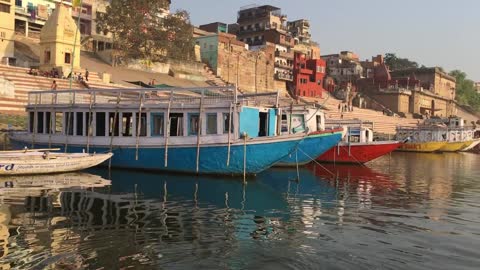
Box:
[0, 152, 113, 176]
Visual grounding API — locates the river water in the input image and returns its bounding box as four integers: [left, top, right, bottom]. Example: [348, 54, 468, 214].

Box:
[0, 152, 479, 269]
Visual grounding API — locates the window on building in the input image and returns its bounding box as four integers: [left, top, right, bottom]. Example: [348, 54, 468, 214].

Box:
[0, 3, 10, 13]
[64, 52, 71, 64]
[44, 51, 51, 64]
[151, 113, 164, 136]
[317, 79, 322, 85]
[37, 112, 44, 134]
[206, 113, 217, 135]
[188, 113, 200, 136]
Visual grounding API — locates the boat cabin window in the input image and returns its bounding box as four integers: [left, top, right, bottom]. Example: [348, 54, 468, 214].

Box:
[76, 112, 84, 136]
[122, 113, 133, 137]
[316, 115, 323, 131]
[206, 113, 217, 135]
[44, 112, 51, 134]
[169, 113, 184, 137]
[291, 114, 305, 134]
[223, 113, 233, 134]
[136, 113, 147, 137]
[29, 112, 34, 133]
[55, 112, 63, 134]
[65, 112, 74, 136]
[96, 112, 106, 136]
[37, 112, 44, 134]
[188, 113, 200, 136]
[151, 113, 164, 136]
[259, 112, 268, 137]
[108, 112, 120, 136]
[281, 114, 289, 134]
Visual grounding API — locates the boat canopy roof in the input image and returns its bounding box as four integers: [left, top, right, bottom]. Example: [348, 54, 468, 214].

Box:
[26, 86, 285, 110]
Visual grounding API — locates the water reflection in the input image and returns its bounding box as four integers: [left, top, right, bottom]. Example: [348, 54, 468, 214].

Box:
[0, 152, 479, 269]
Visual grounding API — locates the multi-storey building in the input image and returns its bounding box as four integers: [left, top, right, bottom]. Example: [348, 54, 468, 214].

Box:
[322, 51, 363, 84]
[199, 22, 227, 34]
[10, 0, 172, 52]
[236, 4, 287, 46]
[475, 82, 480, 94]
[0, 0, 15, 65]
[292, 52, 326, 98]
[287, 19, 311, 45]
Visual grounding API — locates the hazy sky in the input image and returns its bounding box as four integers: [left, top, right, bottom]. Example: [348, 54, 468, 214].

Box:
[172, 0, 480, 81]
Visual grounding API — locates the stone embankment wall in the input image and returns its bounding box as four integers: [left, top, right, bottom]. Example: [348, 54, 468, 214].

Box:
[217, 47, 286, 95]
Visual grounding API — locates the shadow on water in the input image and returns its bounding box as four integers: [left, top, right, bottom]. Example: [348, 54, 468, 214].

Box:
[0, 151, 479, 269]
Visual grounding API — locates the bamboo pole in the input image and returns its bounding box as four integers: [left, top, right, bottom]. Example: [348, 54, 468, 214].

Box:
[164, 91, 173, 167]
[195, 91, 204, 173]
[226, 103, 233, 166]
[135, 93, 144, 161]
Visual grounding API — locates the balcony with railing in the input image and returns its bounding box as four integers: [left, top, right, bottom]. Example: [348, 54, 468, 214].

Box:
[275, 72, 293, 81]
[274, 61, 293, 70]
[275, 50, 293, 60]
[72, 9, 93, 20]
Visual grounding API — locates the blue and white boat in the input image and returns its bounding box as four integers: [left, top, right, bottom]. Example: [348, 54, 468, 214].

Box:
[274, 106, 343, 167]
[10, 86, 305, 176]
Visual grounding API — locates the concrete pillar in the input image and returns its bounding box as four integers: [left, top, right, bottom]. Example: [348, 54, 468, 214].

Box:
[25, 21, 29, 37]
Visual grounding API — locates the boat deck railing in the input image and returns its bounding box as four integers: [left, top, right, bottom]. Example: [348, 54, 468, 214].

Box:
[27, 86, 282, 108]
[325, 119, 374, 129]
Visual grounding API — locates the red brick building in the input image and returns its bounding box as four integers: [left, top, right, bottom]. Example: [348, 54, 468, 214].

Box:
[292, 52, 326, 97]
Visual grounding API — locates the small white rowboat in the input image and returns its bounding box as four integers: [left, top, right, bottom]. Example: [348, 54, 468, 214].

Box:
[0, 149, 113, 176]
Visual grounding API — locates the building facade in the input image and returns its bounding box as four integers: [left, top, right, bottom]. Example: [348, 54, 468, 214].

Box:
[199, 22, 227, 34]
[356, 57, 457, 117]
[475, 82, 480, 94]
[39, 1, 81, 75]
[287, 19, 311, 45]
[235, 4, 287, 47]
[322, 51, 363, 85]
[0, 0, 15, 65]
[292, 52, 326, 98]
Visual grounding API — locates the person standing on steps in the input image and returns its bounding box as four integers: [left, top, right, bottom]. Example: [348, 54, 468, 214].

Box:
[85, 69, 89, 81]
[51, 80, 57, 90]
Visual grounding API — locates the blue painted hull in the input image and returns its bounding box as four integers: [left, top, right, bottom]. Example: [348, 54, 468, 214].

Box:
[275, 131, 343, 167]
[11, 138, 302, 176]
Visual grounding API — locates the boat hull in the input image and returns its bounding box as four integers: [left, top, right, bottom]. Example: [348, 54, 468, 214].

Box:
[316, 141, 402, 164]
[462, 139, 480, 151]
[397, 141, 446, 152]
[10, 136, 302, 176]
[438, 141, 468, 152]
[0, 153, 113, 176]
[275, 129, 343, 167]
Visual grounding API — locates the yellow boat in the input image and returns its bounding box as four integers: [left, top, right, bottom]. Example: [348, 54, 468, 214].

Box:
[438, 141, 468, 152]
[461, 139, 480, 151]
[397, 141, 446, 152]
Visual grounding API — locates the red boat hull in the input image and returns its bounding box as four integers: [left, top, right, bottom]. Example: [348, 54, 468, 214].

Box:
[316, 141, 403, 164]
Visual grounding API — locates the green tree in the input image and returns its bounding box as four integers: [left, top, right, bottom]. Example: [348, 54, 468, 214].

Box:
[449, 70, 480, 111]
[384, 53, 419, 71]
[97, 0, 194, 63]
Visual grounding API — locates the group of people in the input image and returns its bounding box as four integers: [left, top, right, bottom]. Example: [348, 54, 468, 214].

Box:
[66, 69, 89, 82]
[28, 67, 90, 82]
[148, 78, 156, 86]
[49, 68, 90, 90]
[338, 103, 354, 119]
